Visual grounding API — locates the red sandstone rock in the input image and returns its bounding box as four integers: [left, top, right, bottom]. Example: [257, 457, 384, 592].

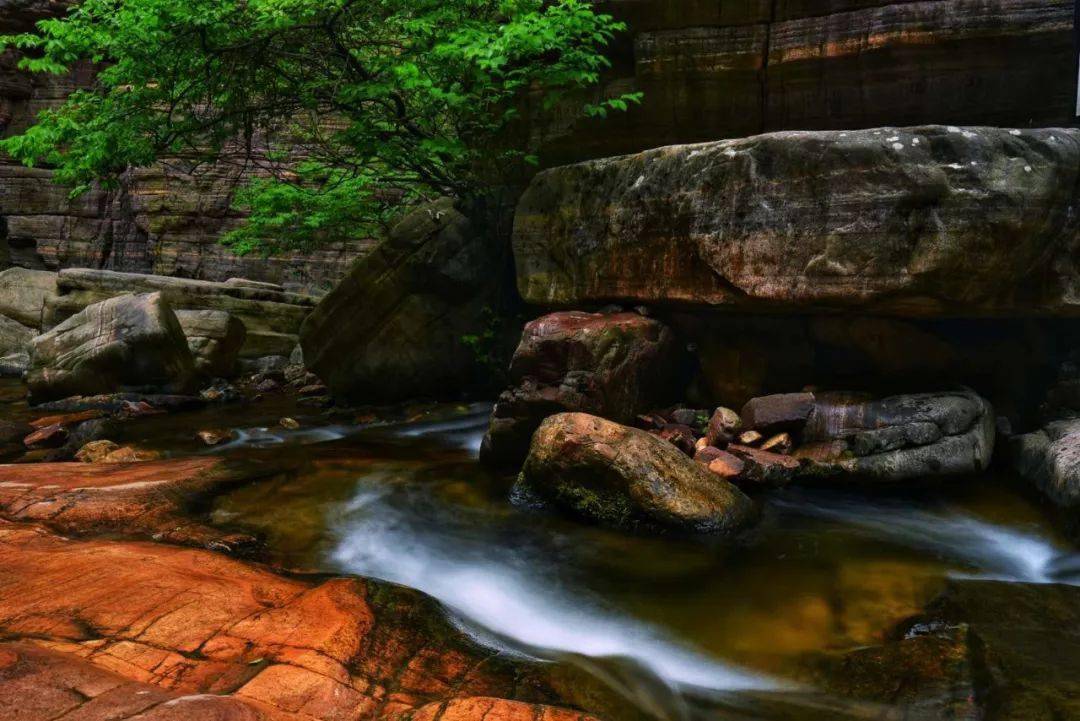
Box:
[0, 458, 263, 548]
[28, 409, 104, 429]
[22, 423, 68, 448]
[0, 521, 596, 721]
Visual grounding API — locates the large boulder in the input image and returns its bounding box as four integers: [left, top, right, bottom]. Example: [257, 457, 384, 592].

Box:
[515, 126, 1080, 316]
[519, 413, 756, 534]
[300, 198, 507, 405]
[27, 292, 196, 403]
[0, 268, 56, 328]
[481, 310, 678, 467]
[42, 269, 314, 359]
[175, 309, 246, 378]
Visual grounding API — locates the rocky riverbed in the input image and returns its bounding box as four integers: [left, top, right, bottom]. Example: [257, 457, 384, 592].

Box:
[0, 371, 1078, 721]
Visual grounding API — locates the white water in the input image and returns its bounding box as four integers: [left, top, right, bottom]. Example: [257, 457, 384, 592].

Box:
[773, 492, 1075, 585]
[330, 483, 779, 697]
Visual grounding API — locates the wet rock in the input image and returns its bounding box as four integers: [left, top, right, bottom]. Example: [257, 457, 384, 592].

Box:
[651, 423, 697, 456]
[669, 407, 707, 430]
[727, 444, 802, 487]
[706, 406, 741, 447]
[0, 520, 601, 721]
[737, 430, 764, 447]
[22, 423, 67, 449]
[515, 126, 1080, 316]
[31, 393, 204, 415]
[519, 413, 756, 534]
[820, 580, 1080, 720]
[74, 439, 120, 463]
[98, 447, 161, 463]
[0, 458, 268, 547]
[196, 429, 233, 446]
[28, 409, 104, 430]
[255, 377, 281, 393]
[27, 292, 197, 404]
[482, 311, 678, 468]
[175, 309, 246, 378]
[695, 447, 746, 480]
[279, 417, 300, 430]
[741, 393, 815, 435]
[301, 198, 509, 406]
[296, 383, 327, 397]
[760, 433, 793, 455]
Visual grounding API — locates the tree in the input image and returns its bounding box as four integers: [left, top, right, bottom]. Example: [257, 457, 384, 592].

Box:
[0, 0, 638, 254]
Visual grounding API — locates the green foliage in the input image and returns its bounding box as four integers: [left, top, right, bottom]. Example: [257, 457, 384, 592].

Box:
[0, 0, 639, 254]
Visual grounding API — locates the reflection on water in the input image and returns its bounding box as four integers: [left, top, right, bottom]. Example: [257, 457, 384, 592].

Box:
[205, 402, 1079, 718]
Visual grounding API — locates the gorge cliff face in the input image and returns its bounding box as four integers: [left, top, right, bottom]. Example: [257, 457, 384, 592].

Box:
[0, 0, 1073, 289]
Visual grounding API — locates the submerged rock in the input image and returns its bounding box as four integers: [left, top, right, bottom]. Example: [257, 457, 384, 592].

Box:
[301, 198, 508, 405]
[519, 413, 756, 534]
[481, 310, 678, 468]
[819, 579, 1080, 720]
[514, 126, 1080, 316]
[27, 292, 197, 404]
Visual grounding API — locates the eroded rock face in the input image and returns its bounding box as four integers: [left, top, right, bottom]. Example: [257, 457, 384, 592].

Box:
[545, 0, 1074, 163]
[481, 311, 677, 467]
[176, 309, 246, 378]
[520, 413, 756, 534]
[27, 292, 196, 403]
[515, 126, 1080, 316]
[800, 391, 995, 483]
[0, 519, 600, 721]
[301, 199, 509, 405]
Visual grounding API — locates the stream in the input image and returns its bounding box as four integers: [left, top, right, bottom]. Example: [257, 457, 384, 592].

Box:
[5, 383, 1076, 719]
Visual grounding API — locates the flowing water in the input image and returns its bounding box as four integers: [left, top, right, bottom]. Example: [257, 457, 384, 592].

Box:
[3, 380, 1076, 719]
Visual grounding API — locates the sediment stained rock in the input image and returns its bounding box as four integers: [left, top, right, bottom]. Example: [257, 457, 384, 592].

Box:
[515, 126, 1080, 316]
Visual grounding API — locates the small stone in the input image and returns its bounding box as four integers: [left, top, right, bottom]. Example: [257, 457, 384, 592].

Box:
[635, 413, 668, 431]
[738, 430, 764, 446]
[279, 417, 300, 430]
[652, 423, 697, 456]
[760, 432, 794, 455]
[75, 440, 121, 463]
[727, 444, 802, 486]
[706, 407, 742, 446]
[119, 400, 163, 418]
[695, 436, 709, 453]
[670, 408, 706, 429]
[297, 384, 328, 398]
[707, 451, 746, 479]
[255, 378, 281, 393]
[24, 424, 68, 449]
[100, 447, 161, 463]
[29, 410, 104, 430]
[200, 388, 224, 402]
[197, 429, 233, 446]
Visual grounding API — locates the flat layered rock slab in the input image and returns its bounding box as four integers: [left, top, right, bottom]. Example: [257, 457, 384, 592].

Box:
[0, 521, 593, 721]
[0, 457, 269, 547]
[515, 126, 1080, 317]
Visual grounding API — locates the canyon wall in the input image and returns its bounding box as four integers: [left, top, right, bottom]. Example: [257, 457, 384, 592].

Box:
[0, 0, 1074, 290]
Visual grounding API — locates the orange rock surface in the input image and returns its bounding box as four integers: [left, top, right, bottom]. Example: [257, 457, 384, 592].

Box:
[0, 520, 599, 721]
[0, 457, 266, 549]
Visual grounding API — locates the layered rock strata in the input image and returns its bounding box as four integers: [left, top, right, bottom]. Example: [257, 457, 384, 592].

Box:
[515, 126, 1080, 317]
